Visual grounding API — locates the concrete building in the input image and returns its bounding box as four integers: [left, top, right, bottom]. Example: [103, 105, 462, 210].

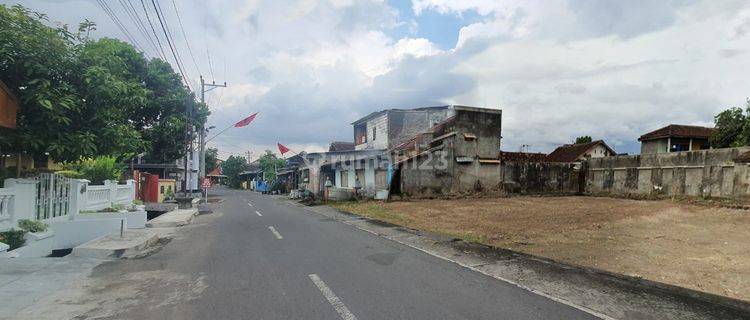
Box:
[546, 140, 616, 162]
[311, 106, 456, 199]
[638, 124, 714, 154]
[394, 106, 503, 196]
[328, 141, 355, 152]
[352, 106, 453, 151]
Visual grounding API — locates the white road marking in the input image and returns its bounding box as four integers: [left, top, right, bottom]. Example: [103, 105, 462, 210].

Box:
[268, 226, 283, 239]
[308, 274, 358, 320]
[256, 210, 262, 217]
[247, 202, 253, 207]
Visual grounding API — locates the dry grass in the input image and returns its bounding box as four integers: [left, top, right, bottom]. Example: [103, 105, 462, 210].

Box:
[332, 196, 750, 302]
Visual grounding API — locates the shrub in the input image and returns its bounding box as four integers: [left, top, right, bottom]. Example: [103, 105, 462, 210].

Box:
[17, 219, 48, 233]
[62, 156, 123, 185]
[0, 229, 26, 250]
[55, 170, 83, 179]
[132, 199, 144, 205]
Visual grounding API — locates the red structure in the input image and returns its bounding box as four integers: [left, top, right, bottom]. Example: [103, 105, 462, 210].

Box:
[141, 173, 160, 203]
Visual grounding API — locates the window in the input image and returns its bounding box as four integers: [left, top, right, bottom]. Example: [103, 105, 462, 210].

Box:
[372, 127, 376, 141]
[160, 185, 165, 194]
[340, 170, 349, 188]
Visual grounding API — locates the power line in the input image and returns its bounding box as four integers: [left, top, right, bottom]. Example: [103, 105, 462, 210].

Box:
[96, 0, 147, 57]
[170, 0, 201, 76]
[154, 0, 188, 73]
[149, 0, 191, 90]
[120, 0, 162, 60]
[139, 0, 169, 64]
[207, 47, 216, 81]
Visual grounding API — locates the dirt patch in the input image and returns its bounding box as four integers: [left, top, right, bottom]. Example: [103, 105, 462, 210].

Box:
[332, 196, 750, 302]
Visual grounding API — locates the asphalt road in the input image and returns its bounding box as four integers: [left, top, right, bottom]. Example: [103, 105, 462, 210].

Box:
[95, 187, 599, 319]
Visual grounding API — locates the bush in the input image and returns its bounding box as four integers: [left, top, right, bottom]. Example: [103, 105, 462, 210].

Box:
[55, 170, 83, 179]
[101, 202, 125, 212]
[62, 156, 123, 185]
[0, 229, 26, 250]
[17, 219, 48, 233]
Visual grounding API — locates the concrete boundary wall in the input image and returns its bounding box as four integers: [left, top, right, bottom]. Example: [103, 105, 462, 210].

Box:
[501, 162, 581, 195]
[585, 147, 750, 199]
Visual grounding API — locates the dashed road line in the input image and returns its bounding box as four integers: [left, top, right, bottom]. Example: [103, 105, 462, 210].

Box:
[268, 226, 283, 239]
[247, 202, 253, 207]
[256, 210, 262, 217]
[308, 274, 358, 320]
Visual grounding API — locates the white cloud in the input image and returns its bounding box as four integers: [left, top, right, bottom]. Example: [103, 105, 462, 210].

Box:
[394, 38, 442, 59]
[6, 0, 750, 156]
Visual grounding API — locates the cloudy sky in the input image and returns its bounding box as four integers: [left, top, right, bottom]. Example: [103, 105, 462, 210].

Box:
[5, 0, 750, 159]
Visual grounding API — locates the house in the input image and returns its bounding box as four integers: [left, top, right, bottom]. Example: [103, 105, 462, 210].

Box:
[1, 154, 62, 177]
[206, 159, 226, 184]
[638, 124, 714, 154]
[546, 140, 616, 162]
[297, 106, 457, 199]
[276, 152, 307, 192]
[394, 106, 503, 196]
[353, 106, 453, 150]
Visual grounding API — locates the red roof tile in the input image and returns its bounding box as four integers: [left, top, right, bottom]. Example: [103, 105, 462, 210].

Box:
[638, 124, 715, 141]
[546, 140, 615, 162]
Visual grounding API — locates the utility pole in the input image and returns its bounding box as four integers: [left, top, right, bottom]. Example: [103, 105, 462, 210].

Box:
[183, 91, 192, 193]
[199, 75, 227, 182]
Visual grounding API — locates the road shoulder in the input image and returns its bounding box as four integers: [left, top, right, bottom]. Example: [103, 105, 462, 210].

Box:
[294, 201, 749, 320]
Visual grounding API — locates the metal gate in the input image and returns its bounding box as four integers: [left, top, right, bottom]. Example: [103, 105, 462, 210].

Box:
[34, 173, 71, 220]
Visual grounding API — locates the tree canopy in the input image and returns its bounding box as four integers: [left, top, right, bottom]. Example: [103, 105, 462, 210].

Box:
[221, 155, 247, 189]
[0, 5, 207, 163]
[259, 150, 285, 181]
[574, 136, 592, 144]
[710, 104, 748, 148]
[205, 147, 219, 174]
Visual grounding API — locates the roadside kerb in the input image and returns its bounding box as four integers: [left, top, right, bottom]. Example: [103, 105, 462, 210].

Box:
[146, 208, 199, 228]
[72, 229, 160, 259]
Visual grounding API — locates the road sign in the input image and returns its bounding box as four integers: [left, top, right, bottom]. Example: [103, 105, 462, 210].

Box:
[202, 178, 212, 189]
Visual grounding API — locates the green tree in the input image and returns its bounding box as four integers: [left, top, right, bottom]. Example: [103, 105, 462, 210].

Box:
[710, 106, 746, 148]
[0, 5, 207, 164]
[205, 147, 219, 174]
[221, 155, 247, 189]
[258, 150, 285, 181]
[574, 136, 592, 144]
[0, 5, 86, 160]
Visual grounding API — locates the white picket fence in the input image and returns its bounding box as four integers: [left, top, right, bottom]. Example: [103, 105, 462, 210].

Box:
[0, 177, 135, 231]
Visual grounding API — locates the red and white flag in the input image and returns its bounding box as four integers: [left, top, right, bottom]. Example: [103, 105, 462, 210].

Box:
[233, 112, 258, 127]
[277, 143, 291, 155]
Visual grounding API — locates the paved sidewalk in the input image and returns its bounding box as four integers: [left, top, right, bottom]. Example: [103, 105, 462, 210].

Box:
[0, 257, 102, 320]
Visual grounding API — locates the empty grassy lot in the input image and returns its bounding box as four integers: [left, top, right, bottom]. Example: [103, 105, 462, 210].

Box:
[331, 196, 750, 302]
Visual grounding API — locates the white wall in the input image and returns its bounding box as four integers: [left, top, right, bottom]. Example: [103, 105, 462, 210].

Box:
[355, 113, 389, 150]
[583, 145, 612, 159]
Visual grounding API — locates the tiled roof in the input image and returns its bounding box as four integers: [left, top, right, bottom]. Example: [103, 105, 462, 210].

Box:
[546, 140, 614, 162]
[638, 124, 716, 141]
[329, 141, 355, 151]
